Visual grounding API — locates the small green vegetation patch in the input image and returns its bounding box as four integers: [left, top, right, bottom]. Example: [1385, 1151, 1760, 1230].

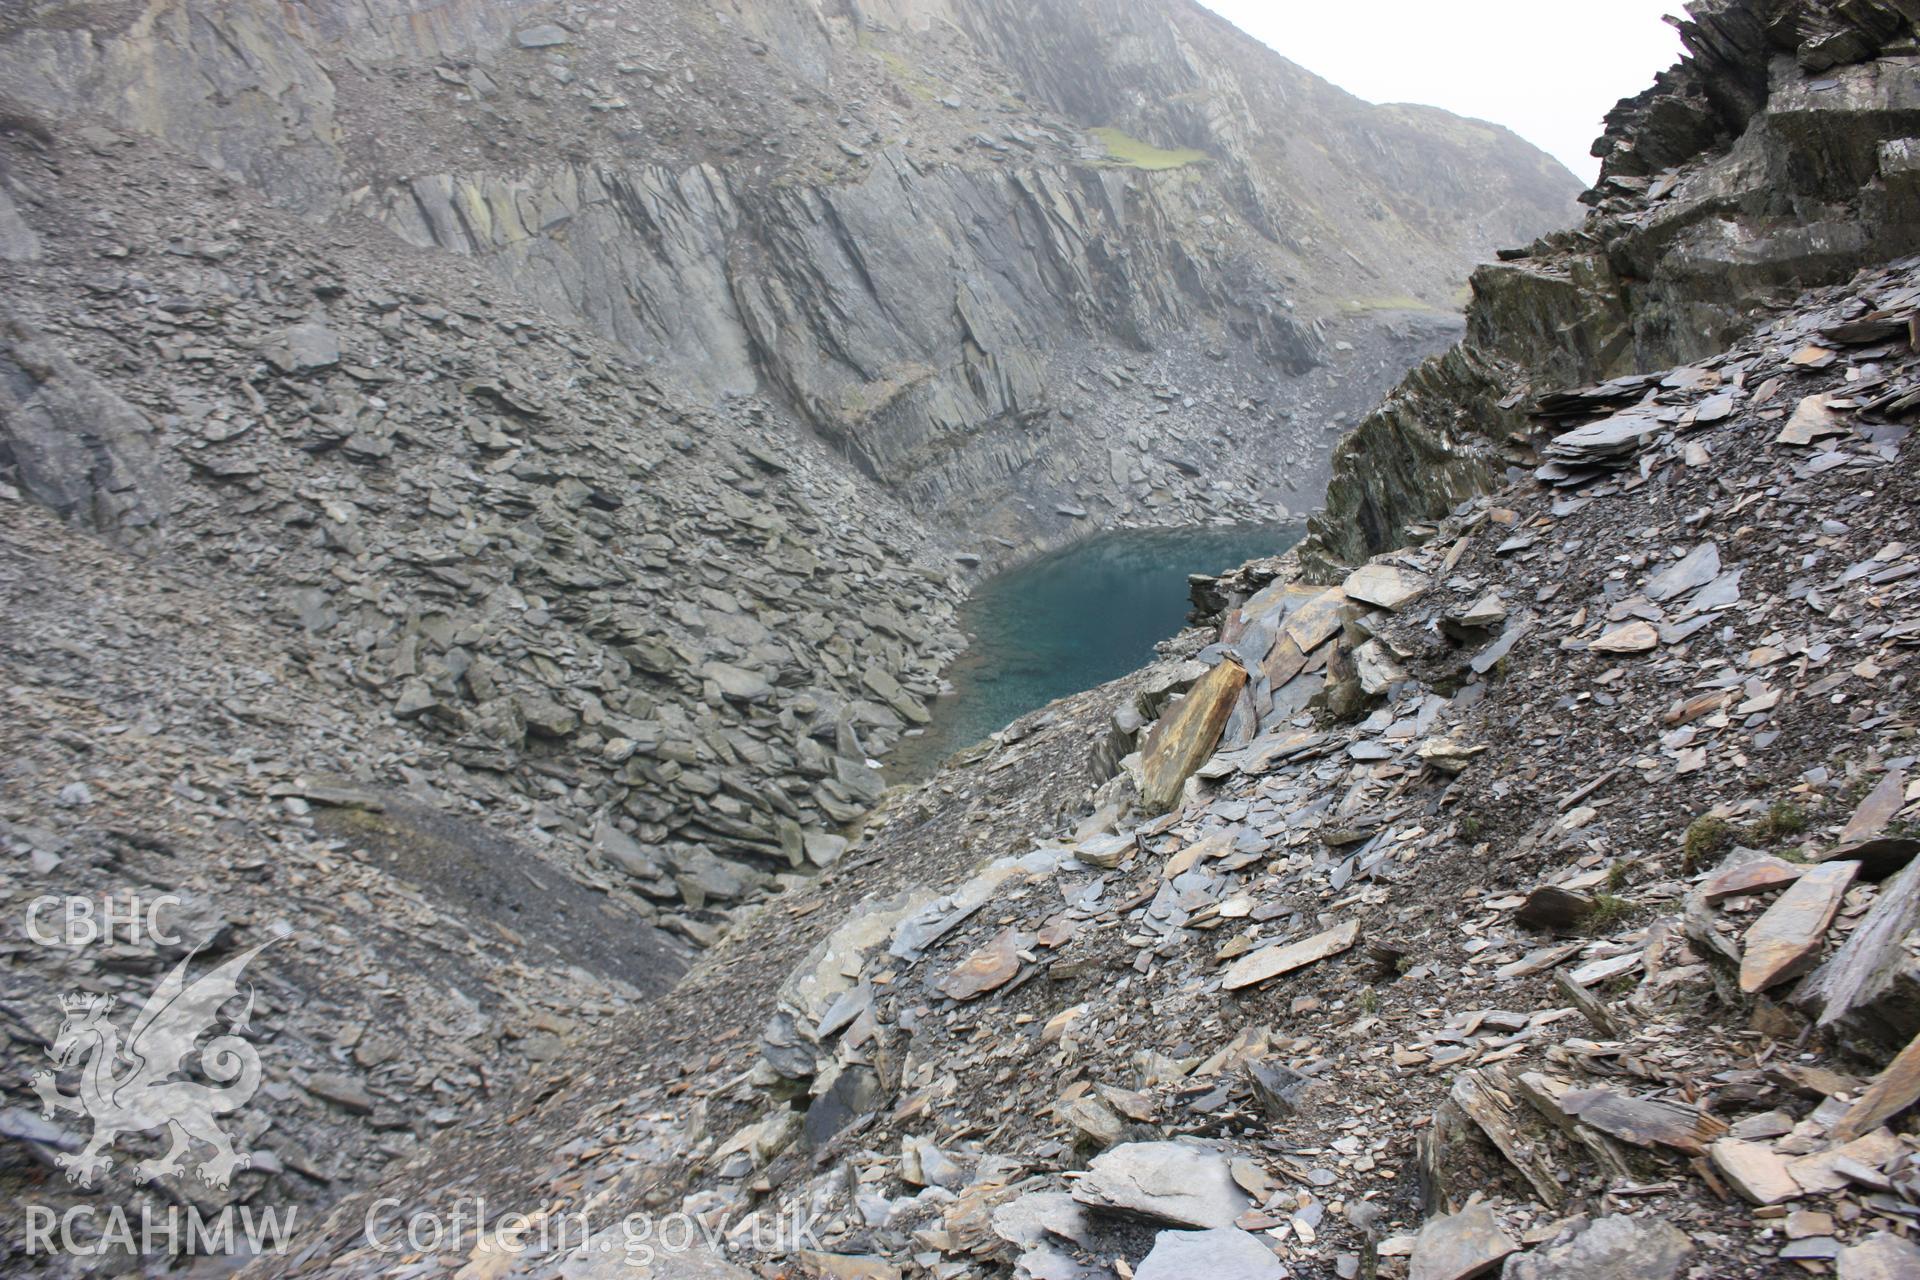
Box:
[1683, 814, 1734, 873]
[1750, 799, 1809, 844]
[1090, 127, 1209, 171]
[872, 49, 934, 102]
[1582, 893, 1635, 930]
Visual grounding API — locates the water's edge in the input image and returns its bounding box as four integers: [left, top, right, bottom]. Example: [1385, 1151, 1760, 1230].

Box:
[886, 523, 1303, 779]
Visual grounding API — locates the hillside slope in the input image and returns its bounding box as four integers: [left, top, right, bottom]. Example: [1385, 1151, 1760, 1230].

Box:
[1, 0, 1579, 549]
[0, 0, 1578, 1265]
[248, 255, 1920, 1280]
[187, 3, 1920, 1278]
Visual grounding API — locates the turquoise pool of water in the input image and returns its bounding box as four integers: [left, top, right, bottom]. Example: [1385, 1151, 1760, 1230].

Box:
[886, 523, 1303, 778]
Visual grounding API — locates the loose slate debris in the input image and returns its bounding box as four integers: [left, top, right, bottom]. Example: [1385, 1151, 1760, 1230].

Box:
[150, 10, 1920, 1276]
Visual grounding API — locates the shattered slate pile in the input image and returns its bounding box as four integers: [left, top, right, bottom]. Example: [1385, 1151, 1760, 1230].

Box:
[0, 124, 970, 928]
[254, 255, 1920, 1278]
[0, 496, 686, 1244]
[0, 75, 969, 1256]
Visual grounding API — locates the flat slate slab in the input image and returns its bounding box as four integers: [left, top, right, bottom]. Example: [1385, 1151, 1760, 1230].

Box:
[1135, 1227, 1285, 1280]
[1409, 1199, 1517, 1280]
[1344, 562, 1429, 611]
[1699, 854, 1804, 904]
[937, 928, 1025, 1001]
[559, 1231, 754, 1278]
[1825, 767, 1919, 876]
[1838, 1232, 1920, 1280]
[1070, 1141, 1248, 1230]
[1221, 919, 1360, 991]
[1740, 860, 1858, 993]
[1591, 620, 1660, 653]
[1710, 1138, 1803, 1205]
[1837, 767, 1907, 845]
[1646, 542, 1721, 601]
[1504, 1214, 1693, 1280]
[1139, 658, 1247, 814]
[1833, 1028, 1920, 1140]
[1284, 587, 1350, 652]
[1777, 394, 1846, 445]
[1786, 1128, 1902, 1195]
[1547, 413, 1661, 462]
[1260, 633, 1309, 687]
[1559, 1086, 1728, 1155]
[260, 322, 341, 373]
[516, 23, 572, 47]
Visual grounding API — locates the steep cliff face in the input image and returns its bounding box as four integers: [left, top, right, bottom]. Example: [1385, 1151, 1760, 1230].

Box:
[1303, 0, 1920, 575]
[942, 0, 1578, 289]
[0, 0, 1579, 546]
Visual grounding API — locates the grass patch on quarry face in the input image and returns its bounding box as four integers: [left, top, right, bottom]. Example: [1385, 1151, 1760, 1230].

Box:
[1090, 127, 1209, 170]
[871, 49, 935, 102]
[1340, 294, 1444, 314]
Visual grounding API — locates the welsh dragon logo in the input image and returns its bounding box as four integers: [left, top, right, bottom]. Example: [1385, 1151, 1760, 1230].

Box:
[32, 942, 274, 1189]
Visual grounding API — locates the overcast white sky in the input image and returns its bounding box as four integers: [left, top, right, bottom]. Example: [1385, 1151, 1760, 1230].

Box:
[1196, 0, 1689, 181]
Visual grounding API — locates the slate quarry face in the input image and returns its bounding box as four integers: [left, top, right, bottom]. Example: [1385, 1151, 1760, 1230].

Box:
[6, 3, 1920, 1279]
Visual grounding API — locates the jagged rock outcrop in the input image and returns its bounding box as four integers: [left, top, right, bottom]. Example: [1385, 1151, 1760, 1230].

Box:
[1302, 0, 1920, 577]
[0, 312, 171, 549]
[367, 156, 1322, 511]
